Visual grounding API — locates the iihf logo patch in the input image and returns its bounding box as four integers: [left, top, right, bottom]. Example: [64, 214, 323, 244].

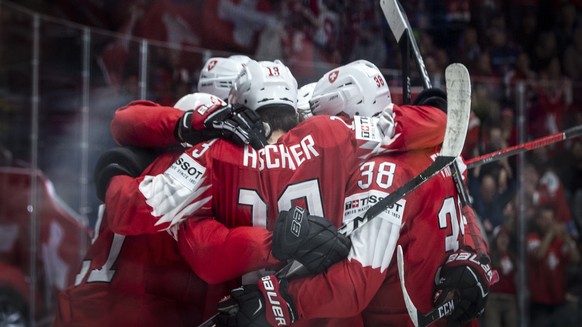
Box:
[329, 70, 339, 83]
[207, 60, 218, 71]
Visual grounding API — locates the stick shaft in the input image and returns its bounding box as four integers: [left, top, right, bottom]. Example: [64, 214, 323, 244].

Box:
[466, 124, 582, 168]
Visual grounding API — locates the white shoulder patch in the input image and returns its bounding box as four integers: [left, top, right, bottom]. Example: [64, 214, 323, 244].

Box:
[344, 190, 406, 272]
[343, 190, 405, 226]
[166, 153, 206, 191]
[354, 116, 382, 142]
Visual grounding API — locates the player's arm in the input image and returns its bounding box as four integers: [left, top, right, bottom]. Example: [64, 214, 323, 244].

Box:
[104, 174, 172, 235]
[214, 212, 396, 325]
[177, 206, 350, 285]
[111, 100, 183, 147]
[177, 217, 280, 284]
[286, 188, 403, 319]
[111, 96, 267, 149]
[104, 148, 212, 235]
[389, 104, 447, 150]
[214, 158, 409, 325]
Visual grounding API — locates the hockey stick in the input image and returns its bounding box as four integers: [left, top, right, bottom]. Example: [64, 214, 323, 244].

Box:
[466, 124, 582, 168]
[397, 245, 456, 327]
[196, 64, 472, 327]
[381, 0, 490, 265]
[381, 0, 431, 94]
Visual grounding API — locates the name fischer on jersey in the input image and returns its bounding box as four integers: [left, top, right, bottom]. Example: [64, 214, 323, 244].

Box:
[243, 135, 320, 170]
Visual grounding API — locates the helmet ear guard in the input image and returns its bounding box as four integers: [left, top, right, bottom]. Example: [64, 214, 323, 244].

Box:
[297, 82, 317, 119]
[310, 60, 392, 118]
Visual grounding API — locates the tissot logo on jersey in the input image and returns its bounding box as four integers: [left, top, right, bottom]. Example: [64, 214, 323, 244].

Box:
[243, 135, 320, 170]
[165, 153, 206, 191]
[343, 190, 405, 226]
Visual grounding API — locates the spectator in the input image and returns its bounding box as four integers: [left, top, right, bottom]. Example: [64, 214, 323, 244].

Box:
[556, 139, 582, 234]
[454, 26, 481, 70]
[512, 9, 538, 56]
[486, 225, 518, 327]
[534, 168, 573, 225]
[202, 0, 276, 53]
[553, 2, 579, 54]
[476, 122, 513, 179]
[310, 0, 343, 65]
[527, 205, 580, 327]
[463, 110, 481, 159]
[529, 57, 572, 139]
[504, 51, 536, 102]
[531, 31, 558, 72]
[488, 27, 519, 78]
[473, 173, 504, 235]
[347, 1, 387, 68]
[562, 27, 582, 81]
[499, 108, 517, 147]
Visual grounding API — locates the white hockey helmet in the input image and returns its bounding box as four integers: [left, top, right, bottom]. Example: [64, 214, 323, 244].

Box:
[297, 82, 317, 119]
[309, 60, 392, 118]
[228, 59, 298, 113]
[197, 55, 251, 100]
[228, 55, 252, 64]
[174, 92, 226, 111]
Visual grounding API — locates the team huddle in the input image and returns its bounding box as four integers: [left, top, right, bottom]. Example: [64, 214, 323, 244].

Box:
[54, 56, 495, 327]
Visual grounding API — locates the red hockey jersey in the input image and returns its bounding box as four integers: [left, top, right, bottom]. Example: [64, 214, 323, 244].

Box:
[286, 148, 480, 326]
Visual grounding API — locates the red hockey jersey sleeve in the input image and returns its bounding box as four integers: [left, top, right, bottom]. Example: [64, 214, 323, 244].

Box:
[389, 104, 447, 151]
[177, 218, 280, 284]
[111, 100, 182, 147]
[109, 102, 446, 152]
[104, 150, 184, 235]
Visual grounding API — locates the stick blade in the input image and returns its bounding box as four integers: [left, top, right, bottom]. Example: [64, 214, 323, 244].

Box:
[441, 63, 471, 158]
[397, 245, 419, 327]
[380, 0, 407, 41]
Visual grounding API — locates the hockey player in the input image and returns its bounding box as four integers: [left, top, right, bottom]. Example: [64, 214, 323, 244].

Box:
[103, 59, 452, 326]
[111, 55, 253, 148]
[215, 88, 493, 326]
[54, 56, 264, 327]
[53, 92, 270, 326]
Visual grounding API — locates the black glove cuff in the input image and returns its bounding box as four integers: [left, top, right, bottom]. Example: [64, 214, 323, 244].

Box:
[413, 88, 447, 113]
[272, 207, 308, 261]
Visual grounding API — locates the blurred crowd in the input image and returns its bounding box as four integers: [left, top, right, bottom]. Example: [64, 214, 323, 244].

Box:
[2, 0, 582, 326]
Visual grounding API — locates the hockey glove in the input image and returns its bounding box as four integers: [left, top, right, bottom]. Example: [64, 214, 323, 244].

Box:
[433, 247, 496, 324]
[215, 275, 297, 327]
[272, 206, 352, 274]
[94, 146, 158, 202]
[174, 103, 268, 149]
[413, 88, 448, 113]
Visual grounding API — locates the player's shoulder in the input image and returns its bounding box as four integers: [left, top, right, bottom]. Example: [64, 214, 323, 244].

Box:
[300, 115, 353, 129]
[185, 139, 244, 164]
[275, 116, 354, 152]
